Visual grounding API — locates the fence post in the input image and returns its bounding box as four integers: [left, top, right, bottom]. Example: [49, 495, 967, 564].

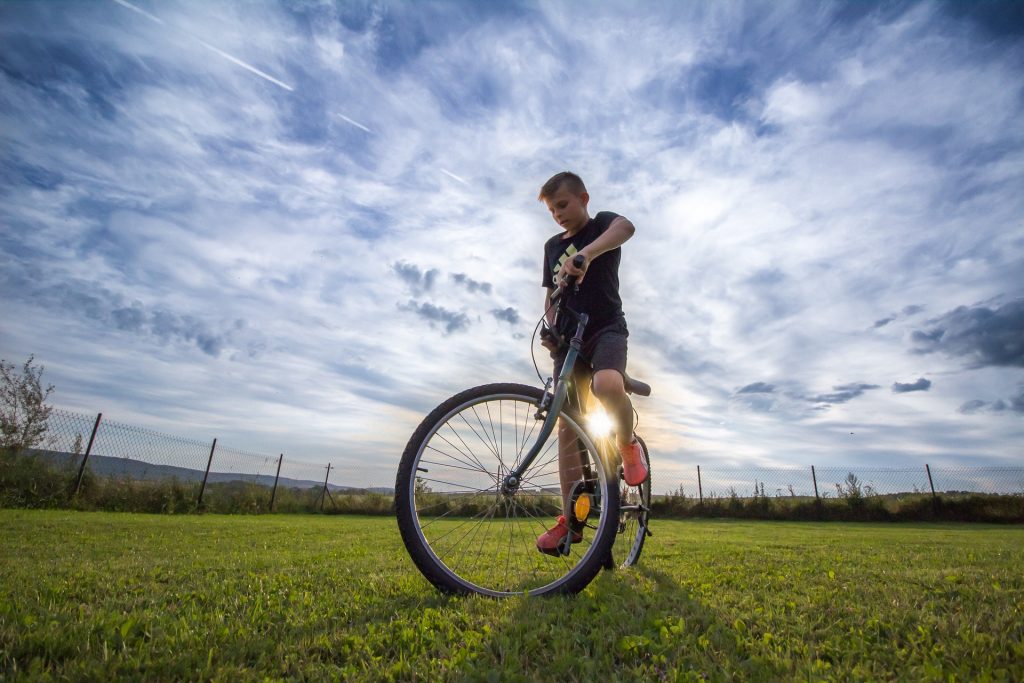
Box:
[73, 412, 103, 495]
[811, 465, 819, 500]
[198, 438, 217, 508]
[697, 465, 703, 504]
[320, 463, 332, 512]
[926, 463, 936, 498]
[269, 454, 283, 511]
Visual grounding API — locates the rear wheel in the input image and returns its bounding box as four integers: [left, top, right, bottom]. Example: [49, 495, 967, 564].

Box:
[395, 383, 620, 597]
[610, 435, 651, 568]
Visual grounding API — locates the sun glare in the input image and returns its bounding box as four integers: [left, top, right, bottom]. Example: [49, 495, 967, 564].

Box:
[587, 408, 614, 440]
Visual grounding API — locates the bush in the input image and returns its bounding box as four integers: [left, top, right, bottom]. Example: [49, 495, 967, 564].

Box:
[0, 355, 54, 452]
[651, 486, 1024, 524]
[0, 448, 75, 508]
[4, 450, 1022, 523]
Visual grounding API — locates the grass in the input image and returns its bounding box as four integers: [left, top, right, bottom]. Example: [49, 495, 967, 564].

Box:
[1, 510, 1022, 681]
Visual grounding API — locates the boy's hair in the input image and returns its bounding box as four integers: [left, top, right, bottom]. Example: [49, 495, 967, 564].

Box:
[538, 171, 587, 201]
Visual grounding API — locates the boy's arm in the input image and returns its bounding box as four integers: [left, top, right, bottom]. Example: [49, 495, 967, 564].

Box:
[559, 216, 635, 284]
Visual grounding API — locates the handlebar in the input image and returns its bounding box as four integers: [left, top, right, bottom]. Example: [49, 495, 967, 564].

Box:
[550, 254, 586, 305]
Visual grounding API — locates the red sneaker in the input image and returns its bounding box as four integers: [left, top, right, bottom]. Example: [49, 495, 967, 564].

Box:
[536, 515, 582, 556]
[620, 439, 648, 486]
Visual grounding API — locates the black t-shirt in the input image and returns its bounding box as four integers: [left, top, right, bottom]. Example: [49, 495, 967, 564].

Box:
[542, 211, 626, 337]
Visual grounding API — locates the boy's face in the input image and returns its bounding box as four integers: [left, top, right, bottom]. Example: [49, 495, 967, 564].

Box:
[543, 185, 590, 233]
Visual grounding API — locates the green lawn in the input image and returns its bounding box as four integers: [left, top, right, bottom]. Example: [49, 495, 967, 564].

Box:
[1, 510, 1021, 681]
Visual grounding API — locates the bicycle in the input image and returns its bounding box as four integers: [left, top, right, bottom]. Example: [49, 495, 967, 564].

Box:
[395, 255, 652, 597]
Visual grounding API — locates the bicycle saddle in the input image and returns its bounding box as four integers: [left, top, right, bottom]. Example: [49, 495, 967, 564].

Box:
[624, 373, 651, 397]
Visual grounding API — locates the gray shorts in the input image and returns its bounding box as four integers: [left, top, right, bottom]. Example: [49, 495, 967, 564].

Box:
[552, 319, 629, 387]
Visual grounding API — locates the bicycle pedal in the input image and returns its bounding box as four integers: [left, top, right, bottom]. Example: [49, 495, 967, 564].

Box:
[645, 527, 654, 537]
[557, 535, 573, 556]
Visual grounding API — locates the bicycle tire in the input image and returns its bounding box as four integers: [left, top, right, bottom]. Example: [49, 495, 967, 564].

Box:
[611, 434, 651, 568]
[395, 383, 620, 597]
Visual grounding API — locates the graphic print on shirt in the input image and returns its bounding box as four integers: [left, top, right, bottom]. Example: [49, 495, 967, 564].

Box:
[552, 244, 579, 280]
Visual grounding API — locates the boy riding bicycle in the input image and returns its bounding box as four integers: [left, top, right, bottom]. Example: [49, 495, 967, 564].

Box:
[535, 171, 648, 555]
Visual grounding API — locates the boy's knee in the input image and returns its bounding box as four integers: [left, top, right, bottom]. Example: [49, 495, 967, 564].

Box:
[591, 370, 625, 400]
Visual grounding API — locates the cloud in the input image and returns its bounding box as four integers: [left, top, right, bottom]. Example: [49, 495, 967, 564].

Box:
[392, 262, 438, 294]
[2, 0, 1023, 480]
[0, 260, 253, 358]
[809, 384, 881, 405]
[451, 273, 493, 295]
[892, 377, 931, 393]
[737, 382, 775, 394]
[958, 386, 1024, 415]
[397, 300, 469, 334]
[873, 316, 896, 329]
[872, 304, 925, 329]
[490, 307, 520, 325]
[958, 399, 988, 415]
[911, 299, 1024, 367]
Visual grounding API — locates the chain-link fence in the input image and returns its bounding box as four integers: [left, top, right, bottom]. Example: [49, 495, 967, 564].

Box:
[671, 465, 1024, 502]
[25, 408, 357, 512]
[9, 407, 1023, 517]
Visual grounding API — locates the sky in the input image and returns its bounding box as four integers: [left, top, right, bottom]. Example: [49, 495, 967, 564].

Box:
[1, 0, 1022, 490]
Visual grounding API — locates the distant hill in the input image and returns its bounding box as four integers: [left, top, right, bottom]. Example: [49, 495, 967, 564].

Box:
[27, 450, 393, 494]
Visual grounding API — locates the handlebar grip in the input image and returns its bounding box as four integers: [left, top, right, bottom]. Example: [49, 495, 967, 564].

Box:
[561, 254, 586, 292]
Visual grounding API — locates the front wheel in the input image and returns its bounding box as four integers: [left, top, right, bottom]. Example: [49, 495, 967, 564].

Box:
[395, 383, 620, 597]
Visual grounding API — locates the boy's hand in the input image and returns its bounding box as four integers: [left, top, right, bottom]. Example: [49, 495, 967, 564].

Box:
[557, 253, 589, 287]
[539, 326, 561, 355]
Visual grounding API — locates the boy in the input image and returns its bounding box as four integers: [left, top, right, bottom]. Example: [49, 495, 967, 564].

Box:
[535, 171, 648, 555]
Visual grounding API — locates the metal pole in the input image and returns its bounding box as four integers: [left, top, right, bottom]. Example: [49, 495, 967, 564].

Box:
[926, 463, 936, 498]
[812, 465, 819, 500]
[73, 413, 103, 495]
[697, 465, 703, 504]
[198, 438, 217, 507]
[269, 454, 283, 511]
[320, 463, 331, 512]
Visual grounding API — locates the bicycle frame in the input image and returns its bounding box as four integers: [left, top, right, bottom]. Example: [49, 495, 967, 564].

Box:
[501, 293, 589, 496]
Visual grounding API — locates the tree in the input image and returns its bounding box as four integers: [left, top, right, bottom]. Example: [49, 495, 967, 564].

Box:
[0, 355, 55, 452]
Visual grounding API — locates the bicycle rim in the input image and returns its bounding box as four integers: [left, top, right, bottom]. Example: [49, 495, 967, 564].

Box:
[400, 386, 617, 597]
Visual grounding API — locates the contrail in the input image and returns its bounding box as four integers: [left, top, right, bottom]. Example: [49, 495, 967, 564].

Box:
[192, 37, 294, 91]
[336, 113, 371, 133]
[112, 0, 164, 24]
[440, 169, 469, 186]
[111, 0, 294, 92]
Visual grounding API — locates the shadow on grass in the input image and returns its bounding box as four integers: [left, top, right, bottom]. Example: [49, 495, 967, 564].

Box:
[446, 561, 778, 681]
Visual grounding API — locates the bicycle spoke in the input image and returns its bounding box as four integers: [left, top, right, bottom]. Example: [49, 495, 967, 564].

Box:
[428, 436, 493, 477]
[469, 405, 502, 461]
[415, 476, 496, 495]
[420, 454, 494, 477]
[483, 401, 501, 468]
[446, 502, 499, 575]
[441, 422, 496, 480]
[430, 501, 500, 556]
[400, 389, 620, 596]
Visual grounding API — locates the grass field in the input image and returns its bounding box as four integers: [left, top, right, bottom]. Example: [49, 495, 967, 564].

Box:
[1, 510, 1022, 681]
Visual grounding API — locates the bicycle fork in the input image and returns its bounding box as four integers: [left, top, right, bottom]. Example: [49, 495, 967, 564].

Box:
[501, 312, 588, 497]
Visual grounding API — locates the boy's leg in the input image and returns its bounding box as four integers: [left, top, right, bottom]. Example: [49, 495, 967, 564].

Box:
[557, 367, 592, 513]
[588, 326, 648, 486]
[591, 369, 634, 447]
[538, 359, 591, 554]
